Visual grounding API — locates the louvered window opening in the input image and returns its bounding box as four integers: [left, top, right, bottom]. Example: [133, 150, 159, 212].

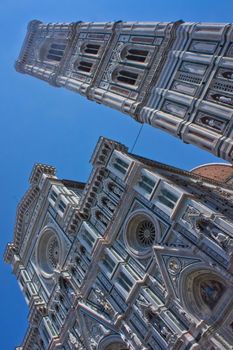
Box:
[47, 44, 66, 62]
[84, 44, 101, 55]
[126, 48, 149, 62]
[117, 70, 138, 85]
[77, 61, 93, 73]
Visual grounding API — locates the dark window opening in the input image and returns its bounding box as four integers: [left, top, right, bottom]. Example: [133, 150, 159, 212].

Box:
[51, 43, 66, 50]
[84, 44, 101, 55]
[126, 48, 149, 63]
[77, 61, 93, 73]
[117, 70, 138, 85]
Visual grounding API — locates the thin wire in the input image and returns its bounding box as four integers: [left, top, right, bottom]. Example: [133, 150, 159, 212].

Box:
[130, 124, 144, 152]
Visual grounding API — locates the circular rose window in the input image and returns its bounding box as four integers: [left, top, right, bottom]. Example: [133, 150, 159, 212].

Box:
[124, 211, 160, 258]
[36, 228, 61, 278]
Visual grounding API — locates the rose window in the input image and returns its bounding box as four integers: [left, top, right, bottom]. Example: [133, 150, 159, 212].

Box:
[136, 220, 156, 246]
[124, 212, 160, 258]
[47, 237, 59, 269]
[36, 229, 61, 278]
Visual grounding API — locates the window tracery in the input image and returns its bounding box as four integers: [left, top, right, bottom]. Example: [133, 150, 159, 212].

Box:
[36, 229, 61, 277]
[124, 212, 160, 258]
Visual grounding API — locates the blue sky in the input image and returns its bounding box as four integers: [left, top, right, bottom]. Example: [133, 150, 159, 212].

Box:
[1, 0, 233, 349]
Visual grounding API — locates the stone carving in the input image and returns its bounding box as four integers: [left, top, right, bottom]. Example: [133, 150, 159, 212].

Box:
[211, 93, 233, 106]
[103, 62, 118, 83]
[68, 331, 85, 349]
[137, 295, 159, 324]
[210, 229, 233, 253]
[111, 42, 125, 62]
[94, 286, 115, 316]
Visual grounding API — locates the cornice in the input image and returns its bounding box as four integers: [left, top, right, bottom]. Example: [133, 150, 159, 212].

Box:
[15, 20, 42, 73]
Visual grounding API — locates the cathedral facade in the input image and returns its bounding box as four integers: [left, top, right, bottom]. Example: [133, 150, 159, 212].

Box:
[4, 137, 233, 350]
[16, 20, 233, 162]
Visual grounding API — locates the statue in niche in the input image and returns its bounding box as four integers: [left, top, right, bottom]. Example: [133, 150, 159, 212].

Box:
[196, 218, 233, 253]
[199, 280, 224, 309]
[222, 71, 233, 80]
[199, 115, 224, 131]
[211, 93, 233, 106]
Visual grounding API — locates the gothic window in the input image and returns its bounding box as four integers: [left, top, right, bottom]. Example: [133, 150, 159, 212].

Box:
[47, 43, 66, 62]
[138, 175, 155, 194]
[81, 43, 101, 56]
[112, 157, 129, 175]
[122, 46, 149, 63]
[74, 60, 93, 73]
[124, 212, 159, 258]
[157, 188, 178, 209]
[113, 69, 139, 86]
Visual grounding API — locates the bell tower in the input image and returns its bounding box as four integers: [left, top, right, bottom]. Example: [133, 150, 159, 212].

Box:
[16, 20, 233, 162]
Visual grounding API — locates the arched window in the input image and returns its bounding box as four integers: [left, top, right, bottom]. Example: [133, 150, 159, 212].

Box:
[75, 60, 93, 73]
[122, 47, 149, 63]
[82, 43, 101, 56]
[114, 70, 139, 86]
[47, 43, 66, 62]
